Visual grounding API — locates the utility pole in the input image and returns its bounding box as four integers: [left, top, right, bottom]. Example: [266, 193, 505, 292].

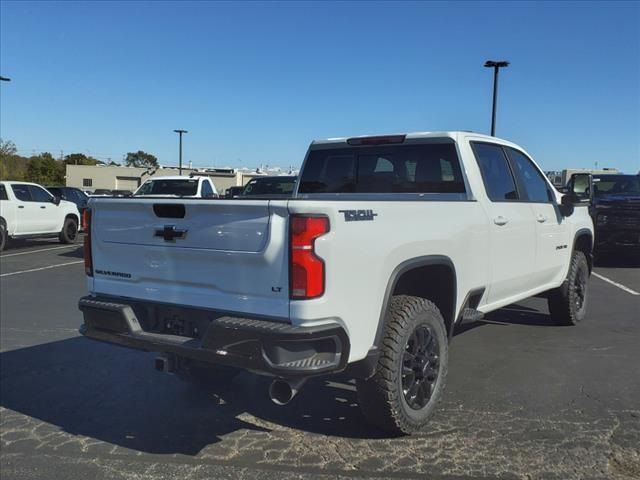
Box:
[484, 60, 510, 136]
[173, 129, 188, 175]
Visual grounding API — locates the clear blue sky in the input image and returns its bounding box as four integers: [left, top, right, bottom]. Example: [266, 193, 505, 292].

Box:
[1, 1, 639, 172]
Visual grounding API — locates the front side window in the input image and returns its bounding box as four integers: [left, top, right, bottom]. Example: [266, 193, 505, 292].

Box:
[298, 142, 466, 194]
[506, 148, 551, 203]
[11, 184, 32, 202]
[471, 143, 519, 201]
[28, 185, 53, 202]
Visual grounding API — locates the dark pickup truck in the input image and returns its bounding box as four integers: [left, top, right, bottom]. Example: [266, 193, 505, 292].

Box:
[590, 174, 640, 253]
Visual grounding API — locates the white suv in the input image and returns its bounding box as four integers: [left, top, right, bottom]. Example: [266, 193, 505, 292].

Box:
[0, 181, 82, 251]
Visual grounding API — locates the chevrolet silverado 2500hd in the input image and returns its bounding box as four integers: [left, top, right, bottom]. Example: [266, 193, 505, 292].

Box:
[78, 131, 594, 434]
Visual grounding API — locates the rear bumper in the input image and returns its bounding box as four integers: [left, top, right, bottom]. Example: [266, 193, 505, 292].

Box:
[78, 296, 350, 378]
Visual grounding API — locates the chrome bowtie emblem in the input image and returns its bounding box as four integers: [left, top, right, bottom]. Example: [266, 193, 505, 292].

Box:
[155, 225, 187, 242]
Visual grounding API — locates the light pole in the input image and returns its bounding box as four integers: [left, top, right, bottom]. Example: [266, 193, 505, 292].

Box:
[0, 76, 10, 82]
[173, 129, 187, 175]
[484, 60, 509, 136]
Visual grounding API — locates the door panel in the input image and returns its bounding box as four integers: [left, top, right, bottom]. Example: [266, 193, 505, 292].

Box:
[10, 184, 44, 234]
[470, 142, 537, 304]
[486, 203, 537, 302]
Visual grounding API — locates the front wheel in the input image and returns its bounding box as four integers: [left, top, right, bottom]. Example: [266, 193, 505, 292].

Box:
[548, 251, 589, 325]
[356, 295, 448, 435]
[59, 217, 78, 244]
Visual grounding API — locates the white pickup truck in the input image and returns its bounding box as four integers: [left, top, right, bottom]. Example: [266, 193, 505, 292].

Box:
[0, 181, 81, 252]
[78, 132, 594, 434]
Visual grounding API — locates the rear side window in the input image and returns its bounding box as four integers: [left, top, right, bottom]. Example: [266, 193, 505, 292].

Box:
[471, 143, 519, 201]
[298, 143, 465, 194]
[506, 148, 551, 203]
[0, 185, 7, 200]
[11, 184, 32, 201]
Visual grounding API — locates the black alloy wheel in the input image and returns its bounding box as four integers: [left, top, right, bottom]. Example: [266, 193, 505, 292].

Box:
[402, 325, 440, 410]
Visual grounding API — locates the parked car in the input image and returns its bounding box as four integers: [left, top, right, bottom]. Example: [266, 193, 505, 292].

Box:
[46, 186, 89, 217]
[111, 189, 133, 197]
[588, 174, 640, 254]
[0, 181, 81, 251]
[224, 186, 245, 198]
[134, 175, 218, 198]
[91, 189, 113, 197]
[240, 175, 297, 198]
[78, 131, 593, 434]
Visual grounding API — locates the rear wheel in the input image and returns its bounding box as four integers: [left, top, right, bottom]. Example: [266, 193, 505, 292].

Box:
[548, 251, 589, 325]
[59, 217, 78, 244]
[356, 295, 448, 435]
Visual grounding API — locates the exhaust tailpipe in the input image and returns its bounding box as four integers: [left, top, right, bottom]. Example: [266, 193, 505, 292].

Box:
[269, 378, 307, 406]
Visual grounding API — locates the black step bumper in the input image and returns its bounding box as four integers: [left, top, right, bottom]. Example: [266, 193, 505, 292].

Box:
[78, 296, 350, 378]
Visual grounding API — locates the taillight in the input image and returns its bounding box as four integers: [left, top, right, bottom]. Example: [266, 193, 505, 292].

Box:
[83, 209, 93, 276]
[290, 215, 329, 300]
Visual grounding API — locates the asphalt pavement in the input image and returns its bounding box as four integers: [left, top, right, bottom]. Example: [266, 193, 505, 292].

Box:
[1, 238, 639, 480]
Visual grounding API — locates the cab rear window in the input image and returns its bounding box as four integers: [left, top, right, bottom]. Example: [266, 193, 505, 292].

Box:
[298, 142, 465, 194]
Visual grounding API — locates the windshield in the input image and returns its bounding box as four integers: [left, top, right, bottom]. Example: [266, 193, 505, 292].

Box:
[135, 179, 199, 196]
[593, 175, 640, 196]
[242, 177, 296, 196]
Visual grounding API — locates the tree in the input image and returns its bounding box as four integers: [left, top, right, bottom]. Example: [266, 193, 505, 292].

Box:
[0, 139, 17, 156]
[26, 153, 65, 185]
[63, 153, 103, 166]
[0, 139, 27, 181]
[125, 150, 158, 168]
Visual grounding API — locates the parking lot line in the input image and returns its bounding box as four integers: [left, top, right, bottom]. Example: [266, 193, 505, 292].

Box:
[592, 272, 640, 296]
[0, 260, 84, 278]
[0, 245, 80, 258]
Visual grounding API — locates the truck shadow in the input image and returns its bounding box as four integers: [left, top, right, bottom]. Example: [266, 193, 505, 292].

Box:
[0, 337, 380, 456]
[454, 303, 558, 335]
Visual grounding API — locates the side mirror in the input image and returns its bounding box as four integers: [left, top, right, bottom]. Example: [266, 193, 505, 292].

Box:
[559, 194, 576, 217]
[566, 173, 593, 203]
[51, 196, 61, 206]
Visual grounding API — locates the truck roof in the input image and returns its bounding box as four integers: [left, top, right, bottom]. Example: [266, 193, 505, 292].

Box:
[142, 176, 202, 181]
[311, 131, 500, 146]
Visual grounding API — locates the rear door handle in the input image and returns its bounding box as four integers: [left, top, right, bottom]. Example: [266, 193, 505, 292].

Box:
[493, 216, 509, 226]
[40, 206, 46, 209]
[18, 205, 24, 209]
[536, 214, 547, 223]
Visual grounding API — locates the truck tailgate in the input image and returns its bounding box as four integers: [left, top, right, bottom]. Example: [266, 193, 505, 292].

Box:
[89, 199, 290, 319]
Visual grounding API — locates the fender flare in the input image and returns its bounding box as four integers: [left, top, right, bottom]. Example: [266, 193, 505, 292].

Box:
[373, 255, 457, 348]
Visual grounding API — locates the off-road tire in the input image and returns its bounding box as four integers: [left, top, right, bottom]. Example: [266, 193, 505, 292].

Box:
[59, 217, 79, 244]
[548, 251, 589, 326]
[0, 222, 6, 252]
[356, 295, 448, 435]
